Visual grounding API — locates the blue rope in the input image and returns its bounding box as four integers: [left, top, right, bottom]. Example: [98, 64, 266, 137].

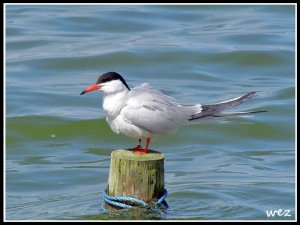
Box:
[103, 188, 168, 210]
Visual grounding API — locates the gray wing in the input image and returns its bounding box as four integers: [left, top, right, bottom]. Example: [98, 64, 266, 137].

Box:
[120, 83, 190, 134]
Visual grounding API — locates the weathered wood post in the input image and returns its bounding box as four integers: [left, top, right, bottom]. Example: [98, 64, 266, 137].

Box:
[105, 149, 165, 210]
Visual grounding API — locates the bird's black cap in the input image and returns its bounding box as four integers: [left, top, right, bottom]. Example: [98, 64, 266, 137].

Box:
[96, 72, 130, 91]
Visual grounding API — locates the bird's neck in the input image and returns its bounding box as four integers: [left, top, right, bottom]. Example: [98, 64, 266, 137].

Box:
[102, 89, 129, 118]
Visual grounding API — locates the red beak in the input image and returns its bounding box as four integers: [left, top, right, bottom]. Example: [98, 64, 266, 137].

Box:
[80, 84, 100, 95]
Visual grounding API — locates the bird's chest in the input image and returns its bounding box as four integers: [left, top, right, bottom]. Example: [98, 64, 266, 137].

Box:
[102, 93, 126, 118]
[105, 115, 123, 134]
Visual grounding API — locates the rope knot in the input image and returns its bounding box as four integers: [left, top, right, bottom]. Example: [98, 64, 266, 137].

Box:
[103, 188, 168, 210]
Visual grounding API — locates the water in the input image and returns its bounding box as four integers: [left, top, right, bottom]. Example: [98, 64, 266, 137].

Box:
[5, 4, 296, 221]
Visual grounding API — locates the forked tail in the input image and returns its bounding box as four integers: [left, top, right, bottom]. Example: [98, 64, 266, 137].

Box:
[189, 92, 266, 120]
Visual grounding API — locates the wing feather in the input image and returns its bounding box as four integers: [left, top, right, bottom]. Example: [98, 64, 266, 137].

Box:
[120, 83, 190, 134]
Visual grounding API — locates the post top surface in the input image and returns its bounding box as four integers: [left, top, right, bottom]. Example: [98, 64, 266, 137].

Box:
[111, 149, 164, 161]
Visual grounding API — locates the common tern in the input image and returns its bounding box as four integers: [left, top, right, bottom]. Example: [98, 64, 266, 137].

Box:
[81, 72, 260, 154]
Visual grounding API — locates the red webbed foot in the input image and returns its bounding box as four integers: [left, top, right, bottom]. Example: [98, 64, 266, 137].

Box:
[128, 138, 151, 155]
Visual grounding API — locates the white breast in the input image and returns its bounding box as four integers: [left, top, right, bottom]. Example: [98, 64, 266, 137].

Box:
[102, 90, 151, 138]
[102, 92, 126, 118]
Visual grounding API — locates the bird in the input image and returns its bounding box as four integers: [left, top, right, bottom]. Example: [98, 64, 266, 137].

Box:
[80, 71, 261, 154]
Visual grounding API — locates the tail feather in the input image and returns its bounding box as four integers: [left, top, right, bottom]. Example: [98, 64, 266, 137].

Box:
[211, 110, 268, 117]
[189, 92, 258, 120]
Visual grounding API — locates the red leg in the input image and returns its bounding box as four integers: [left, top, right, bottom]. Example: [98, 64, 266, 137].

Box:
[145, 137, 151, 152]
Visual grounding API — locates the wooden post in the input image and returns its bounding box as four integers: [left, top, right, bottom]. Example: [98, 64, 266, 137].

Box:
[106, 149, 165, 210]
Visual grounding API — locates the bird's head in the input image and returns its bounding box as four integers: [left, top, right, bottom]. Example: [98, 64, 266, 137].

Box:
[80, 72, 130, 95]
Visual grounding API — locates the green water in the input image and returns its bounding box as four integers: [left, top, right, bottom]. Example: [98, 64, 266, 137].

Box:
[5, 4, 295, 221]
